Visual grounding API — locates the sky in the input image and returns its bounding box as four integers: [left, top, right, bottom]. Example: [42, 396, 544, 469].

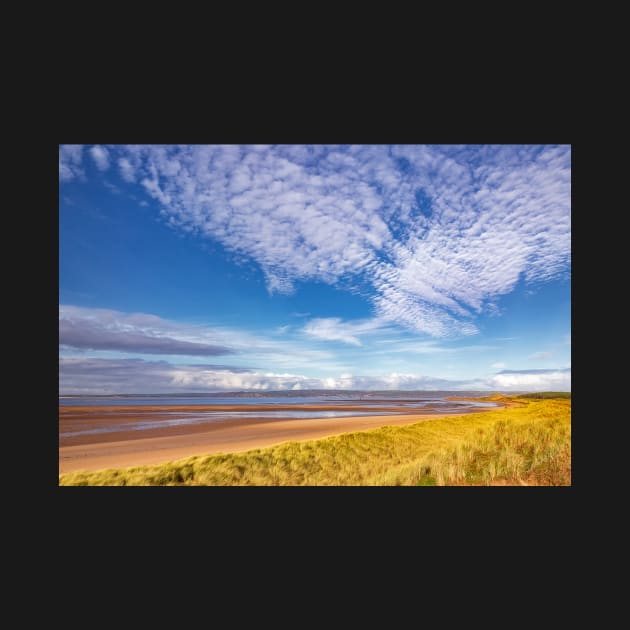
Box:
[59, 144, 571, 394]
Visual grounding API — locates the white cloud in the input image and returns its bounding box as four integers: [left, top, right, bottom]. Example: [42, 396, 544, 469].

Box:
[84, 145, 571, 338]
[489, 369, 570, 391]
[528, 351, 552, 360]
[369, 145, 571, 336]
[59, 356, 571, 394]
[118, 157, 135, 182]
[111, 145, 395, 294]
[302, 317, 388, 346]
[59, 357, 328, 394]
[58, 305, 342, 374]
[491, 362, 506, 369]
[168, 367, 306, 391]
[89, 145, 110, 171]
[59, 145, 84, 181]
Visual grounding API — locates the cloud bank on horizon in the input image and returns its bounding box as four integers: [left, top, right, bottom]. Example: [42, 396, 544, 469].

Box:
[59, 356, 571, 395]
[59, 144, 571, 393]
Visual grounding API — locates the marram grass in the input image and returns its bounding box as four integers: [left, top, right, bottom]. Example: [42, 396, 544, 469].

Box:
[59, 396, 570, 486]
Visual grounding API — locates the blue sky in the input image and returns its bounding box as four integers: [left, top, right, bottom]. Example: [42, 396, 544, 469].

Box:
[59, 144, 571, 393]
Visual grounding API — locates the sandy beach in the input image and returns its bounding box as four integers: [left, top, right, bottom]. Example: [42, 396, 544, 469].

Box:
[59, 402, 499, 474]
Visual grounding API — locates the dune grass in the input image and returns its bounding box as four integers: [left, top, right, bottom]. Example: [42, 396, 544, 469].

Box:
[519, 391, 571, 400]
[59, 396, 570, 486]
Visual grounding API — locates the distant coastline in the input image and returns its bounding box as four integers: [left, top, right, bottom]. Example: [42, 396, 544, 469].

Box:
[59, 389, 524, 399]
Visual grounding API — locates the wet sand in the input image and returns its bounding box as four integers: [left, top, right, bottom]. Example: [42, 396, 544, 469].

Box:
[59, 402, 500, 474]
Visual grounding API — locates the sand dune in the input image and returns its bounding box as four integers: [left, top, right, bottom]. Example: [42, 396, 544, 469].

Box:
[59, 403, 500, 474]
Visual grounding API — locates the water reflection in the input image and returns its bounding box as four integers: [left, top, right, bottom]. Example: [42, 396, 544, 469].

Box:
[60, 409, 393, 437]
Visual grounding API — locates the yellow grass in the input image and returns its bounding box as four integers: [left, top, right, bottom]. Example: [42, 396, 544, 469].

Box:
[59, 396, 570, 486]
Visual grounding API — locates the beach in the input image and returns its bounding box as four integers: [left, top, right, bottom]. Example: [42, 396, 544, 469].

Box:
[59, 401, 501, 473]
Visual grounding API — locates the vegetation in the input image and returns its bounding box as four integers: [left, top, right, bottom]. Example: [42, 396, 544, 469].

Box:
[520, 392, 571, 400]
[59, 396, 570, 486]
[519, 391, 571, 399]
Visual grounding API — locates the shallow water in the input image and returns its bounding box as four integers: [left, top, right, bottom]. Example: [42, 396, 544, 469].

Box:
[60, 409, 394, 437]
[59, 392, 500, 440]
[59, 396, 338, 407]
[59, 394, 499, 409]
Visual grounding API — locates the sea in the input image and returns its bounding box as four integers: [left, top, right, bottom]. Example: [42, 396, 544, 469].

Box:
[59, 390, 499, 409]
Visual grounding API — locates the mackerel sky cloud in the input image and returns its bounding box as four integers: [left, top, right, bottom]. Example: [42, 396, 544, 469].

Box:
[59, 144, 571, 393]
[111, 145, 569, 336]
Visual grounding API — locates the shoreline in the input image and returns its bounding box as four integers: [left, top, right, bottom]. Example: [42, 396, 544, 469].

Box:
[59, 403, 503, 475]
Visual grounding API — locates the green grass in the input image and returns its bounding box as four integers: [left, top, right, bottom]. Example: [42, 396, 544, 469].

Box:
[59, 397, 571, 486]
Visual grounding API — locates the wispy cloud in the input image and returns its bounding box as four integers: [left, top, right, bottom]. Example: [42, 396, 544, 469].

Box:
[103, 180, 121, 194]
[60, 145, 570, 338]
[58, 305, 340, 372]
[371, 338, 499, 355]
[59, 145, 84, 181]
[58, 307, 572, 393]
[59, 306, 234, 357]
[302, 317, 388, 346]
[528, 351, 552, 360]
[491, 362, 506, 369]
[89, 145, 110, 171]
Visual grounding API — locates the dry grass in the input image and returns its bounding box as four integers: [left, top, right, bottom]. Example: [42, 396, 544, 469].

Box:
[59, 396, 570, 486]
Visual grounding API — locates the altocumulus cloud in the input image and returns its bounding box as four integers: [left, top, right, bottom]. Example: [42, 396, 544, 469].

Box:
[60, 144, 571, 338]
[89, 145, 110, 171]
[59, 145, 84, 182]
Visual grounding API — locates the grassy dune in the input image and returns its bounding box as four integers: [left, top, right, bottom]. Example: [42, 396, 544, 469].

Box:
[59, 395, 571, 486]
[519, 391, 571, 400]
